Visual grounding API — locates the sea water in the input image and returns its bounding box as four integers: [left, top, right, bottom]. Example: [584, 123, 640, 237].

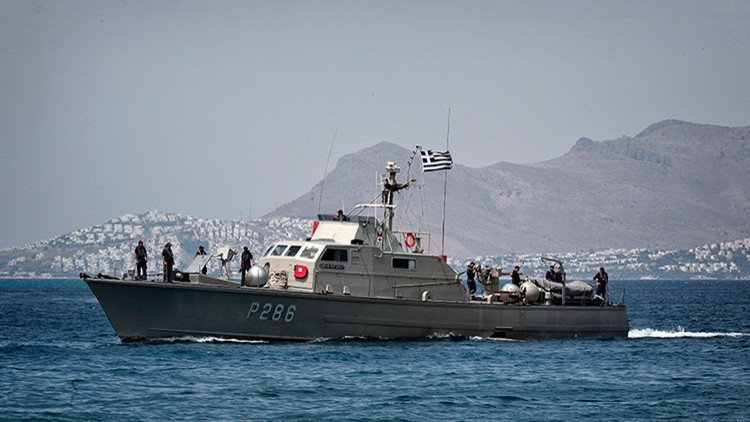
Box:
[0, 279, 748, 421]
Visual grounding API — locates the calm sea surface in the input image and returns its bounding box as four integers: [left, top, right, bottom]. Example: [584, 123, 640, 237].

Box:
[1, 279, 748, 421]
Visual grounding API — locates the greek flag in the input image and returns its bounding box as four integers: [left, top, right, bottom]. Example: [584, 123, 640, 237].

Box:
[419, 149, 453, 172]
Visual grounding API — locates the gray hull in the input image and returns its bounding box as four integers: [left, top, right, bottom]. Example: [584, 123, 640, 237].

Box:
[86, 278, 629, 341]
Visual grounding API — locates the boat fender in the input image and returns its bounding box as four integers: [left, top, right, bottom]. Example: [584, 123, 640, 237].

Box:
[500, 283, 521, 294]
[246, 266, 269, 287]
[421, 291, 431, 301]
[404, 233, 417, 248]
[520, 281, 541, 302]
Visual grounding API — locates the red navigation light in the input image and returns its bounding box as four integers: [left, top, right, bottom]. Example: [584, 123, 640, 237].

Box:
[294, 264, 308, 279]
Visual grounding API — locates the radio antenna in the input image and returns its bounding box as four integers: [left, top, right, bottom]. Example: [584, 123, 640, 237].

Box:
[317, 128, 338, 214]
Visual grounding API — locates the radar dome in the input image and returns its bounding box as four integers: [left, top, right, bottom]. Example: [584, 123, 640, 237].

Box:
[245, 266, 268, 287]
[520, 281, 540, 302]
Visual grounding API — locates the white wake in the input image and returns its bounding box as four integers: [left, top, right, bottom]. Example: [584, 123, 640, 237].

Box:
[469, 336, 518, 342]
[146, 336, 268, 344]
[629, 327, 748, 339]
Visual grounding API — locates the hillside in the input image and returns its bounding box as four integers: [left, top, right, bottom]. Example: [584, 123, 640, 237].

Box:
[267, 120, 750, 256]
[455, 238, 750, 281]
[0, 211, 311, 279]
[0, 210, 747, 279]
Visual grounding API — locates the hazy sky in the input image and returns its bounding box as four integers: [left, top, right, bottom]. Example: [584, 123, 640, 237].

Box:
[1, 1, 749, 247]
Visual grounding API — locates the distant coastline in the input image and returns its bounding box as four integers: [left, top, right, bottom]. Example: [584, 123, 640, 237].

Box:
[1, 210, 747, 280]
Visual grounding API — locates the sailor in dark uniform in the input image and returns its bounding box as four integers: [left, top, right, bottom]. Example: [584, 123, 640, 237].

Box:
[466, 262, 477, 294]
[134, 241, 148, 280]
[593, 267, 609, 299]
[511, 266, 522, 286]
[240, 246, 253, 286]
[545, 265, 556, 282]
[555, 266, 564, 284]
[162, 242, 175, 283]
[196, 245, 208, 275]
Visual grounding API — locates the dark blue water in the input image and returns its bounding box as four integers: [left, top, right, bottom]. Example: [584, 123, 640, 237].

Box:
[1, 280, 748, 421]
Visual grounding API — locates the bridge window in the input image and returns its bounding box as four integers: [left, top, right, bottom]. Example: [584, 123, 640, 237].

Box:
[262, 245, 274, 257]
[271, 245, 288, 256]
[393, 258, 416, 270]
[285, 245, 302, 257]
[321, 248, 348, 262]
[300, 246, 320, 259]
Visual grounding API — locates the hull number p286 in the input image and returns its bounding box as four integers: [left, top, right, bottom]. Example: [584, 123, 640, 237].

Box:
[246, 302, 296, 322]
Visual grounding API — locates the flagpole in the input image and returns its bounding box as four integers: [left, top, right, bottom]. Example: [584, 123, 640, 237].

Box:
[440, 108, 450, 259]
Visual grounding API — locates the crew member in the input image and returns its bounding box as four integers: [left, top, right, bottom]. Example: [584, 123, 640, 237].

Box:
[511, 266, 522, 287]
[555, 266, 564, 284]
[593, 267, 609, 299]
[466, 262, 477, 294]
[196, 245, 208, 275]
[240, 246, 253, 286]
[134, 240, 148, 280]
[162, 242, 175, 283]
[545, 265, 555, 282]
[334, 209, 347, 221]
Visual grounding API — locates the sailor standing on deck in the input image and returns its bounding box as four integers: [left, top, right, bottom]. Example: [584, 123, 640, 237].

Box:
[555, 266, 564, 284]
[240, 247, 253, 286]
[196, 245, 208, 275]
[593, 267, 609, 299]
[162, 242, 175, 283]
[511, 266, 522, 287]
[466, 262, 477, 294]
[134, 241, 148, 280]
[545, 265, 556, 282]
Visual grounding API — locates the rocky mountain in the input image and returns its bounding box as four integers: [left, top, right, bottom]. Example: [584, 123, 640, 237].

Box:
[267, 120, 750, 256]
[0, 211, 311, 279]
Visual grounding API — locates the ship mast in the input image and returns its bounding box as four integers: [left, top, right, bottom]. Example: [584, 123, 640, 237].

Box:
[381, 162, 415, 231]
[440, 108, 450, 258]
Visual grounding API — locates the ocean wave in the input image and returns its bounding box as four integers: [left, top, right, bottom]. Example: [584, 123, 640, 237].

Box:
[629, 328, 748, 339]
[138, 336, 268, 344]
[469, 336, 518, 342]
[426, 332, 467, 340]
[307, 336, 370, 343]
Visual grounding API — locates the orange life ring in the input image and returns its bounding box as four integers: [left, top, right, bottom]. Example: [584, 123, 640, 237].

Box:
[404, 232, 417, 248]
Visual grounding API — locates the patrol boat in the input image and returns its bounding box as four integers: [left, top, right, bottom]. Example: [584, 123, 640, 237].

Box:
[83, 162, 629, 341]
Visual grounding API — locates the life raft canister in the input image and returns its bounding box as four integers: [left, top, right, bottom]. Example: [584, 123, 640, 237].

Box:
[404, 232, 417, 248]
[294, 264, 308, 279]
